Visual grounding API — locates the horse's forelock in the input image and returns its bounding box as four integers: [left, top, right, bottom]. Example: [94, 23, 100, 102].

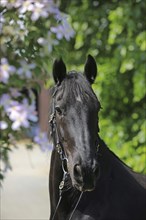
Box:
[58, 72, 100, 107]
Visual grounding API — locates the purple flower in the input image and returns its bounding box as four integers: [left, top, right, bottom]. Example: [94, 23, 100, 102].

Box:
[22, 98, 38, 122]
[0, 58, 16, 84]
[13, 0, 24, 8]
[34, 131, 53, 151]
[0, 94, 11, 110]
[5, 98, 38, 131]
[9, 88, 21, 98]
[18, 0, 50, 21]
[0, 121, 8, 130]
[17, 60, 36, 79]
[1, 0, 22, 9]
[1, 0, 8, 7]
[31, 2, 48, 21]
[18, 0, 34, 14]
[17, 20, 25, 30]
[51, 26, 64, 40]
[0, 90, 38, 131]
[51, 15, 75, 41]
[61, 16, 75, 40]
[0, 12, 5, 32]
[6, 100, 29, 130]
[37, 37, 46, 45]
[47, 0, 61, 17]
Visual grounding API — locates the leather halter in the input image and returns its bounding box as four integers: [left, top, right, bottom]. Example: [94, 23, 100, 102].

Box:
[49, 87, 69, 220]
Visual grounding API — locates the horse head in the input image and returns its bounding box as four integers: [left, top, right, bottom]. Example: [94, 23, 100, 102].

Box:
[49, 55, 101, 192]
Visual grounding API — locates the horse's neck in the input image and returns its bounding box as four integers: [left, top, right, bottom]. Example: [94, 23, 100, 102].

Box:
[99, 139, 146, 189]
[97, 139, 113, 179]
[98, 139, 132, 180]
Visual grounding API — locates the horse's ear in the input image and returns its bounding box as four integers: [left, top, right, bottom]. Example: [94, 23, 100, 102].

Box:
[53, 58, 67, 85]
[84, 55, 97, 84]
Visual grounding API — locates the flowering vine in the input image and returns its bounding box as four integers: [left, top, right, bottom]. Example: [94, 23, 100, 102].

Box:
[0, 0, 75, 180]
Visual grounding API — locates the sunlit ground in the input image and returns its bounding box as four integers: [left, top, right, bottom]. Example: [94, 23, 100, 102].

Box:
[1, 141, 51, 220]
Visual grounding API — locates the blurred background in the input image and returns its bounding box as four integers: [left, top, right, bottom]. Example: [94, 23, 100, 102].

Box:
[59, 0, 146, 173]
[0, 0, 145, 219]
[1, 141, 51, 219]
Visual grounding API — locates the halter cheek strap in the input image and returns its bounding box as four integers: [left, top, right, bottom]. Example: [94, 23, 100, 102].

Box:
[49, 87, 69, 185]
[49, 88, 68, 174]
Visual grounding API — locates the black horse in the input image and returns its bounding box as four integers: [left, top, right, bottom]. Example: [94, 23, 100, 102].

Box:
[49, 55, 146, 220]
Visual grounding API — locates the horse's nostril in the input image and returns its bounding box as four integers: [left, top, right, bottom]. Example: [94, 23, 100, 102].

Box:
[74, 164, 82, 180]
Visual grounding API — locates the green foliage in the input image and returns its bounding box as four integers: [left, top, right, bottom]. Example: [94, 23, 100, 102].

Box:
[60, 0, 146, 173]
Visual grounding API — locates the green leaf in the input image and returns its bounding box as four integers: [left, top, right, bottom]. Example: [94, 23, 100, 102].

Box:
[133, 69, 146, 102]
[136, 31, 146, 51]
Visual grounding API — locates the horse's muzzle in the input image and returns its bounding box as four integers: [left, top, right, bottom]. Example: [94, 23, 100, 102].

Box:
[73, 162, 99, 192]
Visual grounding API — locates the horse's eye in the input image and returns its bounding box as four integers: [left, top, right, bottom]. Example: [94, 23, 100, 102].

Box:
[55, 106, 62, 115]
